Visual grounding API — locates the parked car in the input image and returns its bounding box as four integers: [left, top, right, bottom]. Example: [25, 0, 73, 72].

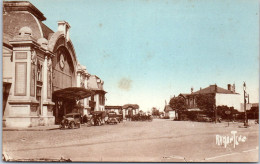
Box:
[117, 113, 123, 122]
[106, 112, 119, 124]
[60, 113, 81, 129]
[196, 114, 212, 122]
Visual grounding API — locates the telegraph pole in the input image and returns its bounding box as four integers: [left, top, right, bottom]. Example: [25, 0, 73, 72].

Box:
[243, 82, 248, 127]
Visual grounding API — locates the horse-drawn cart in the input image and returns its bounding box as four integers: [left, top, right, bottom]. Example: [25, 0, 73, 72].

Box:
[90, 111, 105, 126]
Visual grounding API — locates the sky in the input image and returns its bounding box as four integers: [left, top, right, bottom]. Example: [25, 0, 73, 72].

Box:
[10, 0, 259, 111]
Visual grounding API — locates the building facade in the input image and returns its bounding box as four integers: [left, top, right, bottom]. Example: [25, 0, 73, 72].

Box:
[105, 106, 123, 114]
[164, 105, 176, 119]
[2, 1, 106, 127]
[178, 84, 241, 111]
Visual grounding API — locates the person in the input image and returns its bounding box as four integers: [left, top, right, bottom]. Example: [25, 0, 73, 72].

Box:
[82, 115, 88, 124]
[61, 116, 67, 128]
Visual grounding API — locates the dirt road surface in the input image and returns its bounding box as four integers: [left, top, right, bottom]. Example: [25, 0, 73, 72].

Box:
[2, 119, 259, 162]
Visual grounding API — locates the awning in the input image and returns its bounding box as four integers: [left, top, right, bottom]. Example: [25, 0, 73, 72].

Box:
[187, 108, 202, 112]
[91, 89, 107, 94]
[53, 87, 94, 100]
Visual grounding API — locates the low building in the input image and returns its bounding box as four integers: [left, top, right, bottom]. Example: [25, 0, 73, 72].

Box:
[105, 106, 123, 114]
[179, 84, 241, 111]
[122, 104, 139, 119]
[164, 105, 176, 119]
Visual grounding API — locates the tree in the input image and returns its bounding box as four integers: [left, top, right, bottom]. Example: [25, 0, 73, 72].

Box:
[169, 96, 186, 111]
[195, 94, 215, 117]
[151, 107, 160, 116]
[169, 96, 187, 120]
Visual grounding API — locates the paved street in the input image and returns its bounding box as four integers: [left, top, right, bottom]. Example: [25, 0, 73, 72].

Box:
[2, 119, 259, 162]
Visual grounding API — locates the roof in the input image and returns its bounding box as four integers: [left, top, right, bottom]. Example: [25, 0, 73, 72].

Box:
[179, 93, 190, 98]
[87, 75, 106, 94]
[3, 1, 54, 44]
[4, 1, 46, 21]
[251, 103, 259, 108]
[164, 105, 174, 112]
[192, 85, 238, 95]
[52, 87, 94, 100]
[122, 104, 139, 109]
[88, 76, 100, 89]
[105, 106, 123, 110]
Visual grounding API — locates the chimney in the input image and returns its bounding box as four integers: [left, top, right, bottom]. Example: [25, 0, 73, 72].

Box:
[232, 83, 236, 93]
[227, 84, 231, 91]
[57, 21, 71, 41]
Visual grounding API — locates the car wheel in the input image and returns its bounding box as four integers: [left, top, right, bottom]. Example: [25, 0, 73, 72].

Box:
[70, 122, 75, 129]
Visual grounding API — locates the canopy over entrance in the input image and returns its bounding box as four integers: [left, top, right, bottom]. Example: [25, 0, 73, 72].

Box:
[52, 87, 94, 100]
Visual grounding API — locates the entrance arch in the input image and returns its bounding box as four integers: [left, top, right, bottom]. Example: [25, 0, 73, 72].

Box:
[52, 46, 75, 91]
[50, 34, 78, 123]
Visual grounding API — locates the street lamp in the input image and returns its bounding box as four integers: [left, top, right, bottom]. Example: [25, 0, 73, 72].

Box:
[243, 82, 248, 127]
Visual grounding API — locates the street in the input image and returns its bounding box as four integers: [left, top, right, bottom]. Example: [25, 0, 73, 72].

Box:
[2, 119, 259, 162]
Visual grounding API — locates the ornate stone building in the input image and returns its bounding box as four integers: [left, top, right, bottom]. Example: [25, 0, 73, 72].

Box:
[2, 1, 106, 127]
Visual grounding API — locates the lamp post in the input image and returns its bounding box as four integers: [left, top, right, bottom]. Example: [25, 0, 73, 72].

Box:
[243, 82, 248, 127]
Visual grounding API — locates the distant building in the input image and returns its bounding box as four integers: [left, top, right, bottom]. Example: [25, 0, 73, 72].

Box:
[122, 104, 139, 119]
[87, 75, 106, 112]
[105, 106, 123, 114]
[179, 84, 241, 111]
[240, 103, 259, 111]
[164, 105, 176, 119]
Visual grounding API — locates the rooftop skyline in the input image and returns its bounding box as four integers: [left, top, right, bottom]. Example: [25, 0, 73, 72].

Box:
[7, 0, 259, 111]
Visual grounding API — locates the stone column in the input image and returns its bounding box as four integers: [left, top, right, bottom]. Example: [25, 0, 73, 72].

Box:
[77, 72, 81, 87]
[42, 56, 48, 117]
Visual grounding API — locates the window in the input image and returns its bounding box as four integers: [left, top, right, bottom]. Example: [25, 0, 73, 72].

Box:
[99, 94, 105, 105]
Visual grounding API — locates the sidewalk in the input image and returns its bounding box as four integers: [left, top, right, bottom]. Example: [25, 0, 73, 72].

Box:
[3, 125, 60, 131]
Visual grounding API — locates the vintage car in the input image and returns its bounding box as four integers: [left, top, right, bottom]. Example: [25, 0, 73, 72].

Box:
[117, 114, 123, 122]
[60, 113, 81, 129]
[106, 112, 119, 124]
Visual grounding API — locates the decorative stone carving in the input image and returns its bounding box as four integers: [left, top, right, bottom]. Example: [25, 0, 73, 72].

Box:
[37, 62, 43, 81]
[47, 58, 52, 71]
[31, 50, 37, 64]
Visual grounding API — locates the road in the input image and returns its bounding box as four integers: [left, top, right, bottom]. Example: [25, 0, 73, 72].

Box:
[2, 119, 259, 162]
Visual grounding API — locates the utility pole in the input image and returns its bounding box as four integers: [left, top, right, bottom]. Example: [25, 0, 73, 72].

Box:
[243, 82, 248, 127]
[214, 84, 217, 123]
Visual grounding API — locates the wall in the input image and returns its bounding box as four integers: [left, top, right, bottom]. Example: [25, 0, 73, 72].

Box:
[215, 93, 242, 111]
[169, 111, 176, 119]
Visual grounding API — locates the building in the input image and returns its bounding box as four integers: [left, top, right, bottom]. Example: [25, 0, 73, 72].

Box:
[105, 106, 123, 114]
[87, 75, 106, 112]
[122, 104, 139, 119]
[179, 84, 241, 111]
[164, 105, 176, 119]
[2, 1, 106, 127]
[76, 65, 107, 116]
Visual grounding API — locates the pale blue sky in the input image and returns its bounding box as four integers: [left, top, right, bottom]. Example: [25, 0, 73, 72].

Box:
[16, 0, 260, 111]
